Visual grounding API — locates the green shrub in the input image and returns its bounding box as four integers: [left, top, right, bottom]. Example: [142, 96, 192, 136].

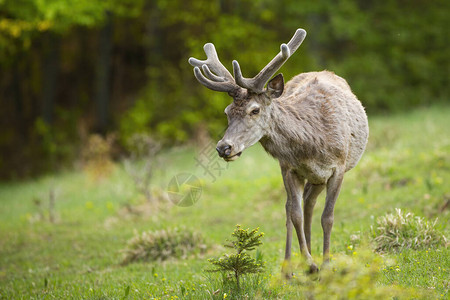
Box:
[121, 227, 207, 264]
[122, 133, 162, 202]
[82, 134, 116, 181]
[371, 208, 447, 253]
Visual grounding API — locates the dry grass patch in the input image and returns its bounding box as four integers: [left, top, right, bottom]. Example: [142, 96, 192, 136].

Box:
[371, 208, 447, 253]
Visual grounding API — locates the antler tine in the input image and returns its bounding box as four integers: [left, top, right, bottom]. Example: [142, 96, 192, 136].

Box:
[233, 28, 307, 93]
[189, 43, 240, 93]
[192, 67, 239, 93]
[189, 43, 234, 80]
[202, 65, 225, 82]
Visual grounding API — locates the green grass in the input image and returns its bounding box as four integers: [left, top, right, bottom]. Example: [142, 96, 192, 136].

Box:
[0, 105, 449, 299]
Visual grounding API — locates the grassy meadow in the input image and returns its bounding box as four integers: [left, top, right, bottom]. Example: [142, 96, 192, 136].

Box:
[0, 105, 449, 299]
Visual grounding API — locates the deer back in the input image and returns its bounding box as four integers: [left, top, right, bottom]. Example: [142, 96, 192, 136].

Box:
[261, 71, 368, 174]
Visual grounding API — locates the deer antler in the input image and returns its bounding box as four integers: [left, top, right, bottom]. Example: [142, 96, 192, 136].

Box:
[189, 29, 307, 95]
[188, 43, 242, 95]
[232, 29, 307, 94]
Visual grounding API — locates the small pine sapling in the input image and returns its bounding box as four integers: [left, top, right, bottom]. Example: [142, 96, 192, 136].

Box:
[207, 225, 265, 290]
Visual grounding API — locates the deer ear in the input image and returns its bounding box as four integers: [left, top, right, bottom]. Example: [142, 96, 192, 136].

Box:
[267, 73, 284, 98]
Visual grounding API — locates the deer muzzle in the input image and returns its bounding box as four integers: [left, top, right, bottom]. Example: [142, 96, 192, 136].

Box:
[216, 142, 242, 161]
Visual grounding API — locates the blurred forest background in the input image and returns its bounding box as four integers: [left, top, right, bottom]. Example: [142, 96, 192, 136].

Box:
[0, 0, 448, 180]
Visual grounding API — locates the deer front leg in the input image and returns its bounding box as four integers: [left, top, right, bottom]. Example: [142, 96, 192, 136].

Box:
[282, 168, 318, 274]
[322, 170, 344, 264]
[283, 199, 294, 278]
[303, 182, 325, 254]
[284, 201, 293, 261]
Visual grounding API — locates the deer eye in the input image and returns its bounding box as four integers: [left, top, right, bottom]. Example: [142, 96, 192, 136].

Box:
[250, 108, 260, 115]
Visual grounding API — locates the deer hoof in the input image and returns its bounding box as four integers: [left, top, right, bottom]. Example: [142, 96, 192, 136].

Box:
[308, 263, 319, 274]
[283, 272, 293, 280]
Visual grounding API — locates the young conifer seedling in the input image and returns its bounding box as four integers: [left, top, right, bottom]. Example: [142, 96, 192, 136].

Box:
[207, 225, 265, 290]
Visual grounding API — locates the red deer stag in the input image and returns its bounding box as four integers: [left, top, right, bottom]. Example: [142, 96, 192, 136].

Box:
[188, 28, 369, 273]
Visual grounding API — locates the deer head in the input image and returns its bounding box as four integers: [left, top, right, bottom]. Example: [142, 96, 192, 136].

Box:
[189, 29, 306, 161]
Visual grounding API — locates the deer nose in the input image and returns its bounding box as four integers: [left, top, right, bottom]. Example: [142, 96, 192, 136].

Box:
[216, 144, 232, 158]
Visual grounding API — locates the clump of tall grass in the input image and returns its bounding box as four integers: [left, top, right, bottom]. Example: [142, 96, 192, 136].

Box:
[121, 227, 207, 264]
[371, 208, 447, 253]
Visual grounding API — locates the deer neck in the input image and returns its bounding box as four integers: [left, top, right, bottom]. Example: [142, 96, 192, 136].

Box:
[259, 99, 316, 164]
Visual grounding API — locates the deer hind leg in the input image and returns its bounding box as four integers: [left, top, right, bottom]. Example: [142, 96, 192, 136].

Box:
[322, 170, 344, 264]
[282, 168, 318, 274]
[303, 182, 325, 254]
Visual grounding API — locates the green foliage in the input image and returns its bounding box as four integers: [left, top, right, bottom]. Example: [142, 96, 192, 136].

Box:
[224, 225, 264, 253]
[121, 227, 207, 264]
[207, 225, 265, 290]
[0, 0, 145, 34]
[275, 249, 427, 300]
[27, 114, 78, 176]
[118, 99, 154, 145]
[371, 208, 447, 253]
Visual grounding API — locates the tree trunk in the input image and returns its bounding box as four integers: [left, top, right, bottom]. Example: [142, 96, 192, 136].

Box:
[307, 14, 325, 68]
[41, 32, 60, 124]
[94, 11, 114, 134]
[12, 56, 25, 137]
